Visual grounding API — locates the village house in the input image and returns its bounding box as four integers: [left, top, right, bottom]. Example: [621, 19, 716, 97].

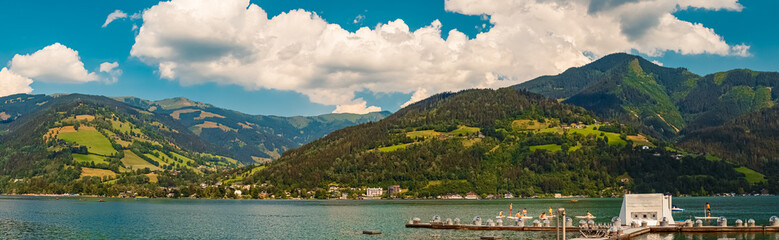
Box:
[387, 185, 401, 195]
[366, 187, 383, 197]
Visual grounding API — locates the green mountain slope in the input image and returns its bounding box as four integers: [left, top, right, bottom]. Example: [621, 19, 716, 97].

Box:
[678, 106, 779, 183]
[246, 88, 754, 198]
[678, 69, 779, 131]
[112, 97, 390, 163]
[514, 53, 779, 139]
[0, 94, 241, 196]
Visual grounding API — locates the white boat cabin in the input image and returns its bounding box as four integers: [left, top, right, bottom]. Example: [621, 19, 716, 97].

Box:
[618, 193, 674, 226]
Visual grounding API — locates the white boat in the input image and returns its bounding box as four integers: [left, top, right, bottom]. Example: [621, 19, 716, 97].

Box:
[694, 216, 719, 220]
[575, 216, 597, 219]
[671, 206, 684, 212]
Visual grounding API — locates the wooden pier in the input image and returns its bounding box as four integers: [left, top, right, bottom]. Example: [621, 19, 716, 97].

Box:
[405, 222, 779, 239]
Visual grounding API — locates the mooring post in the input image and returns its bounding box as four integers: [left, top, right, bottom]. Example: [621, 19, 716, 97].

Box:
[717, 217, 727, 227]
[557, 208, 566, 240]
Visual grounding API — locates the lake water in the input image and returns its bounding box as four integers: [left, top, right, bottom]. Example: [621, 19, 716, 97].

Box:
[0, 195, 777, 239]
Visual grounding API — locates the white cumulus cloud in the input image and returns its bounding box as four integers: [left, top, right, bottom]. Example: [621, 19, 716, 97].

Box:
[102, 10, 128, 28]
[10, 43, 98, 84]
[99, 62, 119, 73]
[130, 0, 748, 113]
[99, 62, 122, 83]
[0, 68, 34, 97]
[332, 99, 382, 114]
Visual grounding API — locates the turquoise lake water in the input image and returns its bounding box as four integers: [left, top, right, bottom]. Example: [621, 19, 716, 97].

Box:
[0, 195, 777, 239]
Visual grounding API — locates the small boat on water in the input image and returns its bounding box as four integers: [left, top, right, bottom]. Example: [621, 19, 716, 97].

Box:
[98, 199, 105, 202]
[575, 216, 597, 219]
[694, 216, 718, 220]
[671, 205, 684, 212]
[571, 200, 579, 203]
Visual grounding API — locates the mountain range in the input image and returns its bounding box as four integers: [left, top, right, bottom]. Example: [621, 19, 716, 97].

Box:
[1, 94, 389, 164]
[245, 53, 778, 198]
[1, 52, 777, 198]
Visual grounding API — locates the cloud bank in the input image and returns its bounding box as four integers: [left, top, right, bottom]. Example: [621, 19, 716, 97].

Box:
[130, 0, 747, 113]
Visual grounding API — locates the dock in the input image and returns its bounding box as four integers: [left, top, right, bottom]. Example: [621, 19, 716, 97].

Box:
[404, 194, 778, 239]
[405, 219, 779, 239]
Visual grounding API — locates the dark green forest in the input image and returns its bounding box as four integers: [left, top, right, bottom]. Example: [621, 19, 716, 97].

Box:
[248, 88, 768, 198]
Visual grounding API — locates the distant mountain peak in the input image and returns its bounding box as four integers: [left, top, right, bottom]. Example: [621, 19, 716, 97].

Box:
[579, 52, 658, 73]
[154, 97, 213, 110]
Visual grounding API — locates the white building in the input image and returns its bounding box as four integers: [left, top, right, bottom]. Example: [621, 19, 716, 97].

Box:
[618, 193, 674, 226]
[366, 188, 383, 197]
[234, 190, 242, 196]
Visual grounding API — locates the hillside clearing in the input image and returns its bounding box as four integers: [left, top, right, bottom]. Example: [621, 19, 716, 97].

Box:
[57, 126, 118, 156]
[529, 144, 562, 152]
[146, 173, 158, 183]
[80, 167, 117, 179]
[735, 167, 766, 184]
[73, 154, 110, 165]
[121, 150, 162, 171]
[378, 143, 410, 152]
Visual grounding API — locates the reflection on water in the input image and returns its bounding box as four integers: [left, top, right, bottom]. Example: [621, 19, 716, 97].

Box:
[0, 195, 777, 239]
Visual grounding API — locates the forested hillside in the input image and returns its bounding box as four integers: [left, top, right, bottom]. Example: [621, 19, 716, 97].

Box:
[679, 106, 779, 184]
[112, 97, 390, 163]
[0, 94, 241, 196]
[246, 88, 762, 198]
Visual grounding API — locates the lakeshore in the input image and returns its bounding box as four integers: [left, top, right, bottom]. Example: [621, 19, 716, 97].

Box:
[1, 195, 777, 239]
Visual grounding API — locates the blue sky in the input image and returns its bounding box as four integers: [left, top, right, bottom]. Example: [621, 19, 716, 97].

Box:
[0, 0, 776, 116]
